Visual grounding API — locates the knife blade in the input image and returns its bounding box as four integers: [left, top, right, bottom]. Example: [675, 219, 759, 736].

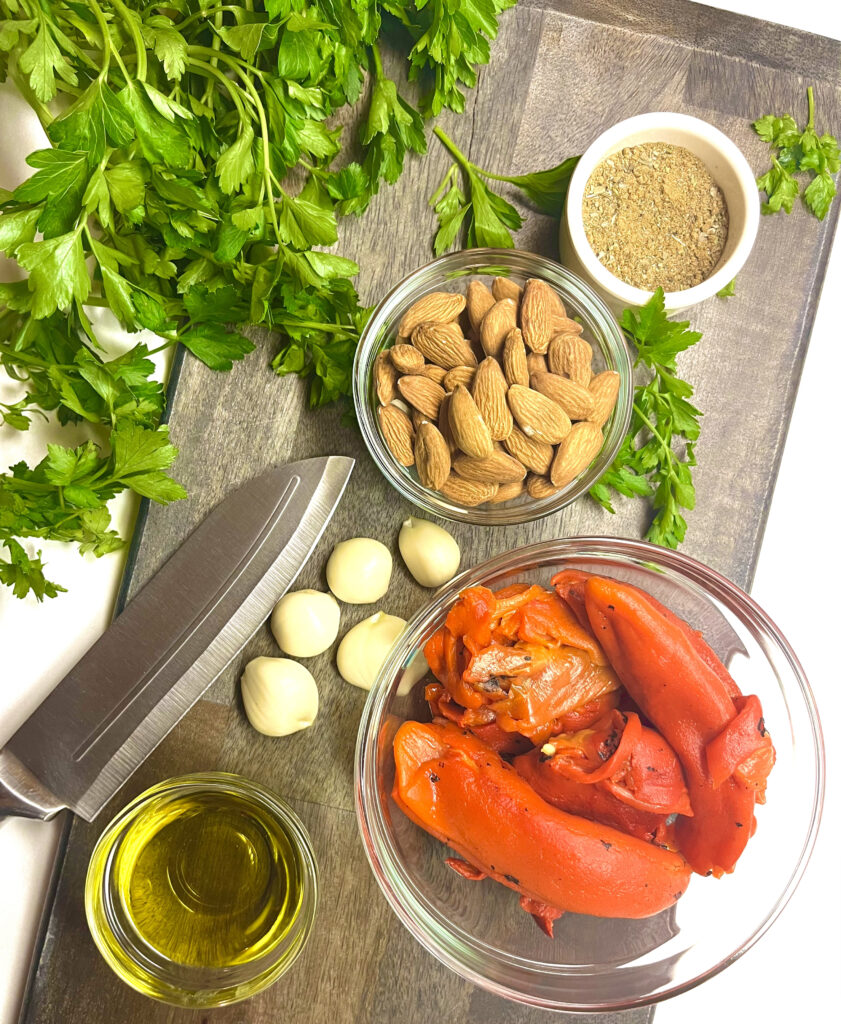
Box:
[0, 455, 353, 823]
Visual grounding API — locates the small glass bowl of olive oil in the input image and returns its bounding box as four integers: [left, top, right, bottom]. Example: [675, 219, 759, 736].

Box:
[85, 773, 317, 1007]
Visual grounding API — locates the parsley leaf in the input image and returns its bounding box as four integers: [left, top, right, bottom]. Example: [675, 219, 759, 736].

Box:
[754, 86, 839, 220]
[716, 278, 736, 299]
[592, 289, 703, 550]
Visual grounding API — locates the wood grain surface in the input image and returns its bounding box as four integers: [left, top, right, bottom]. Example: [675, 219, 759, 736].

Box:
[21, 1, 840, 1022]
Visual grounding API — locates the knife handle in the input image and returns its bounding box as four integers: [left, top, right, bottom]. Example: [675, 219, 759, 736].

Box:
[0, 749, 65, 825]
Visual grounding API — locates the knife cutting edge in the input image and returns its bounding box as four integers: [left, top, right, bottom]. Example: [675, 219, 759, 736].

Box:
[0, 455, 354, 825]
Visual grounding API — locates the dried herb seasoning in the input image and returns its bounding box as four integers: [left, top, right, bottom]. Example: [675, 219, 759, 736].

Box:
[582, 143, 729, 292]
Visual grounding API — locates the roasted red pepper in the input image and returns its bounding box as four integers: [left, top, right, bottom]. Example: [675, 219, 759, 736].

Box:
[581, 575, 774, 877]
[393, 720, 692, 933]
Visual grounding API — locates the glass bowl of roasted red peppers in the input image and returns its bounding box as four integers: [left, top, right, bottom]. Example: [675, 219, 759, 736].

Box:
[354, 537, 824, 1011]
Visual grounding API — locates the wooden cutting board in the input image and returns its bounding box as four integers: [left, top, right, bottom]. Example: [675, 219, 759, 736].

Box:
[20, 1, 840, 1022]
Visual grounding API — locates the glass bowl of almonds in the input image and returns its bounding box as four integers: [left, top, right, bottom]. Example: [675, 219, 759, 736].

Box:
[353, 249, 633, 524]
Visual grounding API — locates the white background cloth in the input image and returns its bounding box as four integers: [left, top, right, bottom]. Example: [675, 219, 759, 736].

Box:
[1, 2, 839, 1020]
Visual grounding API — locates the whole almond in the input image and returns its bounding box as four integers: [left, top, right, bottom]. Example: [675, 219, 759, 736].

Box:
[466, 280, 495, 331]
[550, 421, 604, 488]
[448, 383, 494, 458]
[548, 334, 592, 384]
[520, 279, 555, 354]
[437, 392, 457, 453]
[410, 407, 429, 431]
[564, 336, 593, 386]
[415, 421, 451, 490]
[390, 343, 424, 375]
[588, 371, 621, 427]
[550, 315, 584, 336]
[502, 329, 529, 386]
[454, 450, 526, 484]
[543, 283, 567, 320]
[412, 321, 477, 369]
[443, 365, 476, 391]
[397, 374, 446, 420]
[417, 363, 448, 385]
[507, 384, 572, 445]
[398, 291, 465, 337]
[439, 474, 499, 507]
[503, 425, 554, 476]
[472, 357, 512, 441]
[487, 479, 526, 504]
[375, 351, 398, 404]
[526, 352, 548, 375]
[492, 277, 522, 303]
[530, 371, 596, 420]
[378, 403, 415, 467]
[479, 298, 518, 359]
[526, 474, 561, 499]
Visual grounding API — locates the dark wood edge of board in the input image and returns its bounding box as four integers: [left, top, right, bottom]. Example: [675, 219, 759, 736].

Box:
[15, 345, 188, 1024]
[522, 0, 841, 84]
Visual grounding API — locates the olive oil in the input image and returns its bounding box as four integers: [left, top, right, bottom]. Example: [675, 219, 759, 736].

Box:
[113, 788, 303, 967]
[86, 774, 318, 1007]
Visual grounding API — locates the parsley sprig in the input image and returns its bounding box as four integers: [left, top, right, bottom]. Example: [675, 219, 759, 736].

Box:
[429, 127, 579, 253]
[590, 289, 702, 549]
[754, 86, 840, 220]
[0, 0, 518, 600]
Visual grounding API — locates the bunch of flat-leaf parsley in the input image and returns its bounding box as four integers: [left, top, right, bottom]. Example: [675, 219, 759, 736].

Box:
[590, 289, 702, 548]
[0, 0, 518, 600]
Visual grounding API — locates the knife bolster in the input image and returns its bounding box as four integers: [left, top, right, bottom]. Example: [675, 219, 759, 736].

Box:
[0, 749, 65, 822]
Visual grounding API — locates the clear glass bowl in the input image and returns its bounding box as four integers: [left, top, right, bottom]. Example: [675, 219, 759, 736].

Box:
[353, 249, 633, 525]
[354, 538, 824, 1011]
[86, 773, 318, 1008]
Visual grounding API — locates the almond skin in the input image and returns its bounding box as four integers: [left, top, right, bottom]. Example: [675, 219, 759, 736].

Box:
[530, 371, 596, 421]
[410, 407, 429, 431]
[453, 450, 526, 484]
[472, 357, 512, 441]
[526, 474, 561, 499]
[487, 479, 526, 504]
[507, 384, 572, 445]
[443, 365, 477, 392]
[397, 374, 446, 420]
[390, 343, 424, 375]
[503, 425, 554, 476]
[398, 291, 465, 337]
[415, 421, 451, 490]
[378, 403, 415, 467]
[375, 351, 398, 404]
[438, 392, 457, 453]
[502, 329, 529, 387]
[448, 383, 494, 458]
[549, 421, 604, 488]
[588, 371, 621, 427]
[416, 363, 448, 385]
[526, 352, 548, 375]
[466, 280, 495, 331]
[492, 277, 522, 303]
[479, 298, 518, 359]
[439, 474, 499, 507]
[548, 334, 593, 385]
[520, 279, 555, 354]
[550, 314, 583, 336]
[412, 321, 477, 369]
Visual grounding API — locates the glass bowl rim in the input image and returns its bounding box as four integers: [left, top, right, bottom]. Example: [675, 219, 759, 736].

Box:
[352, 248, 634, 526]
[85, 771, 319, 1006]
[353, 536, 825, 1011]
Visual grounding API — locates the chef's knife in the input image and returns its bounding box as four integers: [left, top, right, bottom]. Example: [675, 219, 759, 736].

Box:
[0, 455, 353, 824]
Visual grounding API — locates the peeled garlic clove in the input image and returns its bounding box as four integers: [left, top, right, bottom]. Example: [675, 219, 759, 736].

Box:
[337, 612, 406, 691]
[398, 516, 461, 588]
[326, 537, 392, 604]
[240, 656, 318, 736]
[271, 589, 340, 658]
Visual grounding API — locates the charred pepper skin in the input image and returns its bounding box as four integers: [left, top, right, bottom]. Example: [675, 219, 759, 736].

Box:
[581, 576, 773, 877]
[392, 720, 692, 931]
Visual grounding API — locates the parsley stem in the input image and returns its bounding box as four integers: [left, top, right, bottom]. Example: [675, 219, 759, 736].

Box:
[111, 0, 147, 81]
[176, 5, 242, 30]
[632, 400, 677, 470]
[86, 0, 113, 77]
[433, 127, 472, 173]
[371, 41, 385, 79]
[807, 85, 815, 131]
[187, 59, 249, 121]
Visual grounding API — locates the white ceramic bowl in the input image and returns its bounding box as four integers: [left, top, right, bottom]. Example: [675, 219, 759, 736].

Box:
[560, 112, 760, 313]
